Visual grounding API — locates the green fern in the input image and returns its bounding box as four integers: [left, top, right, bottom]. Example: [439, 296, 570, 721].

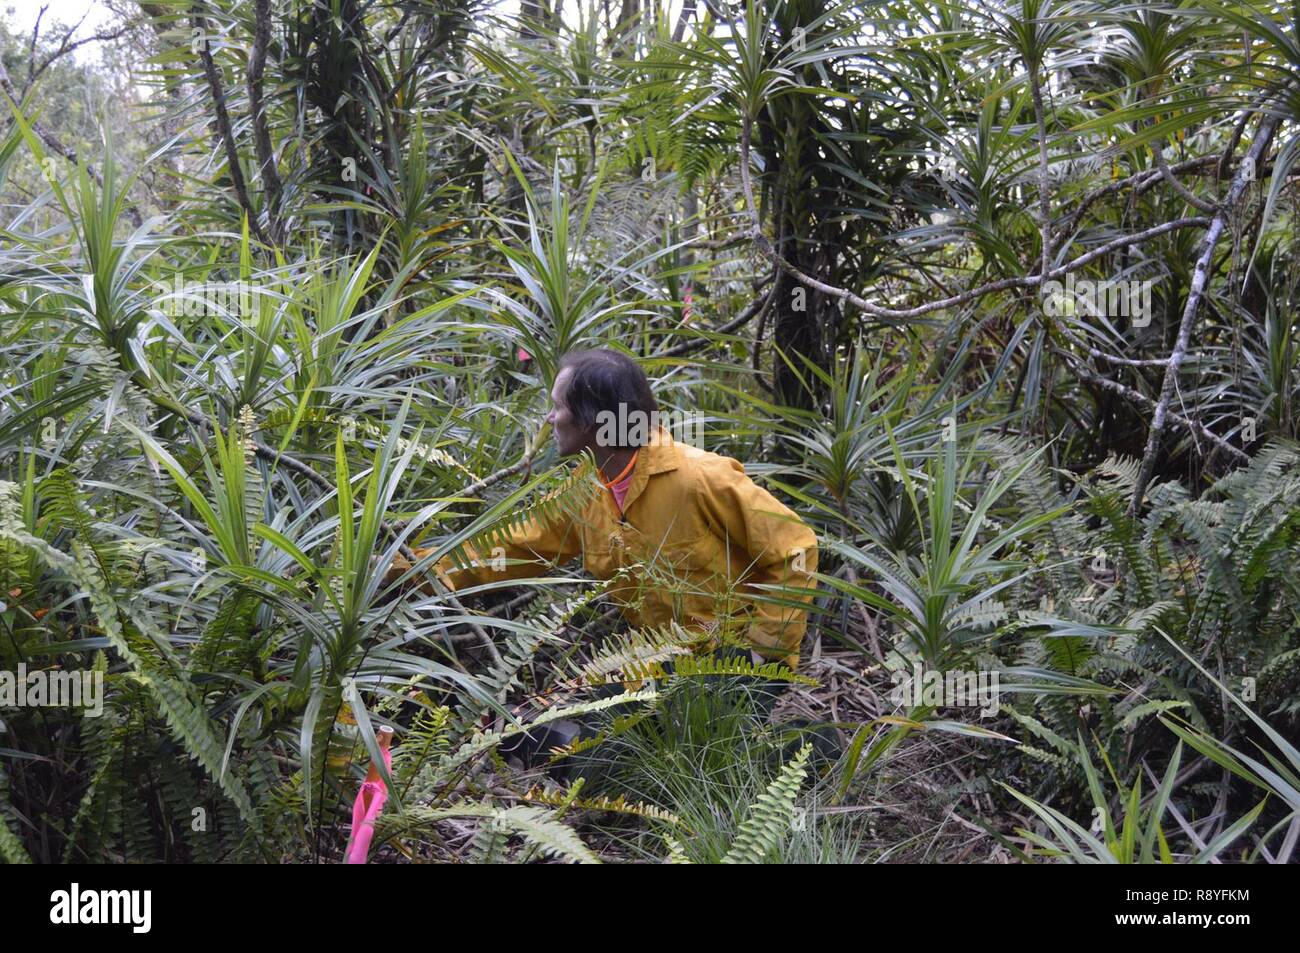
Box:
[0, 764, 32, 864]
[722, 743, 812, 864]
[378, 803, 599, 864]
[523, 784, 685, 829]
[443, 456, 602, 572]
[0, 483, 262, 834]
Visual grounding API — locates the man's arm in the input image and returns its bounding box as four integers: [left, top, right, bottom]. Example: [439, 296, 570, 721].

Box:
[387, 497, 586, 594]
[695, 457, 819, 667]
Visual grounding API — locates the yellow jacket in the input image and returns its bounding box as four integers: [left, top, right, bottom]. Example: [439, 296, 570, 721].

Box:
[406, 428, 819, 668]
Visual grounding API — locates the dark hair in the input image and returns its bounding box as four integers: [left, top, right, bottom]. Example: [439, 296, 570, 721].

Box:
[557, 349, 657, 440]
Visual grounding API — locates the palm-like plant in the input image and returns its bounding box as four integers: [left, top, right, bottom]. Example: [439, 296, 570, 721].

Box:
[466, 160, 668, 384]
[822, 428, 1071, 668]
[4, 0, 1300, 866]
[1003, 736, 1267, 862]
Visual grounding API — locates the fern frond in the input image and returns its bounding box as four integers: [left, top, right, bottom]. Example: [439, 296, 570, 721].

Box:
[453, 569, 638, 732]
[662, 653, 819, 688]
[379, 803, 599, 864]
[523, 785, 685, 829]
[1116, 699, 1191, 731]
[0, 486, 260, 832]
[722, 743, 811, 864]
[0, 793, 31, 863]
[439, 689, 658, 775]
[445, 457, 601, 570]
[663, 834, 692, 864]
[563, 620, 705, 687]
[467, 814, 511, 863]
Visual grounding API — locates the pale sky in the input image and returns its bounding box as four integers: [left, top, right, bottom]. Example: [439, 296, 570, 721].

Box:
[1, 0, 695, 70]
[5, 0, 117, 34]
[4, 0, 119, 63]
[2, 0, 692, 42]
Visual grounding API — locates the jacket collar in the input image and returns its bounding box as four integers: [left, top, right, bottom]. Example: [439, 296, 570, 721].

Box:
[617, 426, 680, 514]
[640, 426, 682, 474]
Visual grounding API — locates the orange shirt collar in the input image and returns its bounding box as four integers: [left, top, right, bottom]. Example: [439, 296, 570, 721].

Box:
[600, 449, 639, 487]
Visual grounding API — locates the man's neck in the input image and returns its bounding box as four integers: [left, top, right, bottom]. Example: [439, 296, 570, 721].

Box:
[593, 445, 638, 483]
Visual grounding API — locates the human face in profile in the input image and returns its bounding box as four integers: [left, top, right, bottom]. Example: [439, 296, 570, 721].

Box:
[546, 367, 590, 456]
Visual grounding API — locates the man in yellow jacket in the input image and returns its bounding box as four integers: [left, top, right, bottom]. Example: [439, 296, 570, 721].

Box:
[394, 348, 824, 776]
[415, 348, 820, 671]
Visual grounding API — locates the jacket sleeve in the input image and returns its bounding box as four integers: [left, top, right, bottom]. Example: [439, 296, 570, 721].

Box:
[386, 498, 585, 594]
[694, 457, 819, 666]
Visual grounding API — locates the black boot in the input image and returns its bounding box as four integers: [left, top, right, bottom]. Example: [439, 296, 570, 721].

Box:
[499, 719, 584, 777]
[502, 679, 629, 782]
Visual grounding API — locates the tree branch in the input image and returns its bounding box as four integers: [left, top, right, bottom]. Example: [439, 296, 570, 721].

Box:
[26, 5, 53, 88]
[0, 59, 144, 229]
[1154, 136, 1219, 214]
[1053, 155, 1218, 243]
[738, 112, 1208, 323]
[1074, 364, 1248, 463]
[247, 0, 284, 242]
[1029, 65, 1053, 281]
[1129, 113, 1279, 512]
[190, 7, 271, 247]
[655, 279, 775, 358]
[27, 21, 134, 91]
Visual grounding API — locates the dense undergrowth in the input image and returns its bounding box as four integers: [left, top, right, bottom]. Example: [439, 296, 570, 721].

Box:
[1, 0, 1298, 863]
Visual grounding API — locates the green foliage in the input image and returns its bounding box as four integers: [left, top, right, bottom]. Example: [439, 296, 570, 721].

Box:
[2, 0, 1299, 866]
[723, 742, 812, 863]
[1002, 738, 1260, 863]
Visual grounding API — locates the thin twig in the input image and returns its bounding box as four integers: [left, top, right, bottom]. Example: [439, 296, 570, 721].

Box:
[27, 20, 134, 90]
[1073, 364, 1249, 462]
[739, 111, 1208, 322]
[1053, 156, 1218, 243]
[1029, 64, 1053, 281]
[655, 280, 774, 358]
[1154, 136, 1219, 214]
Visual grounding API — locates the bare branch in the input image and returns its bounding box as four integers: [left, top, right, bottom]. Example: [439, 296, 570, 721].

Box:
[655, 279, 775, 358]
[27, 20, 134, 91]
[0, 58, 99, 182]
[1053, 320, 1176, 368]
[27, 5, 51, 88]
[1029, 66, 1053, 282]
[190, 6, 271, 247]
[247, 0, 284, 241]
[1129, 112, 1279, 512]
[1154, 136, 1219, 214]
[1073, 364, 1248, 463]
[1053, 155, 1218, 243]
[738, 112, 1208, 323]
[1217, 107, 1252, 180]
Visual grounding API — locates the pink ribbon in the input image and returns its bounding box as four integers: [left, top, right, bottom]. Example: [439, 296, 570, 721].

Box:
[344, 732, 393, 864]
